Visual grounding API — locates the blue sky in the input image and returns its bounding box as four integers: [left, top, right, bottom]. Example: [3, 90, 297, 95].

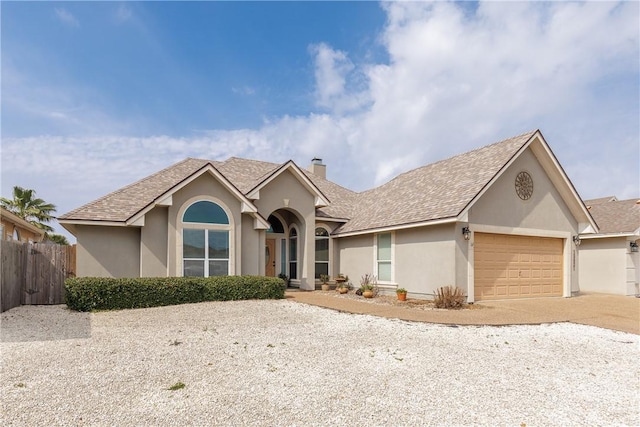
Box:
[2, 1, 639, 241]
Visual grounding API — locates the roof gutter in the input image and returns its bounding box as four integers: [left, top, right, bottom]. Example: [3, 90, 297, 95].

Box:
[333, 217, 458, 238]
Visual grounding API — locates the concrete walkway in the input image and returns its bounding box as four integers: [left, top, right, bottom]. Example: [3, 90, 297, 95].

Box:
[285, 291, 640, 335]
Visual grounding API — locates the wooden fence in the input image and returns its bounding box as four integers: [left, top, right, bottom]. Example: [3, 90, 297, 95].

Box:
[1, 240, 76, 312]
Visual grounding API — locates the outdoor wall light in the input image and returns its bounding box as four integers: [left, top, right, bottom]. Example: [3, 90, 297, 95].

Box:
[572, 235, 581, 246]
[631, 242, 639, 253]
[462, 227, 471, 241]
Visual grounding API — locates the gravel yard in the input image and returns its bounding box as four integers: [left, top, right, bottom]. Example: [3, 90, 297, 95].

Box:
[2, 300, 639, 426]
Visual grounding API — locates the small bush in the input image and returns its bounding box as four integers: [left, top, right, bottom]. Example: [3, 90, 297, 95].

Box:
[433, 285, 466, 309]
[65, 276, 285, 312]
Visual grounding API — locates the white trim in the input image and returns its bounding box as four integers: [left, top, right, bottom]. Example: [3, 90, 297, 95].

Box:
[314, 224, 331, 280]
[176, 196, 235, 277]
[374, 231, 395, 284]
[288, 224, 300, 280]
[580, 231, 640, 240]
[335, 217, 457, 238]
[316, 216, 349, 224]
[58, 219, 128, 227]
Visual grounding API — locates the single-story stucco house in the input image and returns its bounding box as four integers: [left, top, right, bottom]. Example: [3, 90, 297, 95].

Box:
[59, 129, 598, 302]
[578, 196, 640, 296]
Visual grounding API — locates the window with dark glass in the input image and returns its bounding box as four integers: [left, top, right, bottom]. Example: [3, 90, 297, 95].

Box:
[289, 228, 298, 279]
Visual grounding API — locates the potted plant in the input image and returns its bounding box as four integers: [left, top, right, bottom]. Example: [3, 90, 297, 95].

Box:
[335, 273, 348, 284]
[359, 274, 378, 298]
[396, 287, 408, 301]
[320, 274, 331, 291]
[336, 280, 351, 294]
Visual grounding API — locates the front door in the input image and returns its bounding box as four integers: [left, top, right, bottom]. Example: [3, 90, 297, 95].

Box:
[265, 238, 276, 277]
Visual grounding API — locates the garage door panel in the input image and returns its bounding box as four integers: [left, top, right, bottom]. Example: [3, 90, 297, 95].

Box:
[475, 232, 563, 301]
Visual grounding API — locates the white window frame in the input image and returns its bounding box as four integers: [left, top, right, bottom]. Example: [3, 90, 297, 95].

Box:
[289, 225, 299, 280]
[314, 225, 331, 280]
[374, 232, 395, 283]
[178, 197, 234, 277]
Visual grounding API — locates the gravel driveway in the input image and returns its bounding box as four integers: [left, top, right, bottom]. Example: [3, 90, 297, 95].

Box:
[2, 300, 639, 426]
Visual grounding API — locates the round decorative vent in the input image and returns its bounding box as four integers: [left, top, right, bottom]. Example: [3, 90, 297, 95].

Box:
[515, 171, 533, 200]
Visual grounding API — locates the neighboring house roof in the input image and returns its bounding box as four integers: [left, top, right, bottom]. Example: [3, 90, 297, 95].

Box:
[60, 129, 597, 236]
[583, 198, 640, 236]
[0, 207, 46, 240]
[585, 196, 618, 206]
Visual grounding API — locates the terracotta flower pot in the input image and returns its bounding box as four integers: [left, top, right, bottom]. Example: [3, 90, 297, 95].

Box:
[321, 284, 330, 291]
[338, 287, 348, 294]
[397, 292, 407, 301]
[363, 290, 374, 298]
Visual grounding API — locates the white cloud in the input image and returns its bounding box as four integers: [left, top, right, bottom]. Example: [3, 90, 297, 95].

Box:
[54, 8, 79, 27]
[2, 1, 638, 242]
[310, 43, 370, 114]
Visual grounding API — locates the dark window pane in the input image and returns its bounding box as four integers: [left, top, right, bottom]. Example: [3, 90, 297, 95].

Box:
[315, 262, 329, 279]
[315, 227, 329, 237]
[208, 230, 229, 259]
[315, 238, 329, 261]
[289, 262, 297, 279]
[290, 237, 297, 262]
[183, 201, 229, 224]
[209, 260, 228, 276]
[183, 229, 205, 258]
[184, 260, 204, 277]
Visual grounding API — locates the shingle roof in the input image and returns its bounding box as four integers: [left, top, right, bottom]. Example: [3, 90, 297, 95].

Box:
[59, 156, 357, 222]
[585, 198, 640, 234]
[59, 158, 211, 222]
[584, 196, 618, 206]
[60, 130, 538, 232]
[333, 130, 536, 234]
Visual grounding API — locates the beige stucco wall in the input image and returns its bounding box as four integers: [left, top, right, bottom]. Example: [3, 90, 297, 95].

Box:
[469, 149, 577, 232]
[140, 207, 168, 277]
[395, 224, 457, 297]
[241, 214, 261, 276]
[337, 234, 374, 287]
[167, 173, 243, 276]
[76, 225, 140, 277]
[579, 237, 638, 295]
[254, 170, 316, 289]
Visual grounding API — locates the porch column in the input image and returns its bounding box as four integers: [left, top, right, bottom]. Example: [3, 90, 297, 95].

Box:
[300, 212, 315, 290]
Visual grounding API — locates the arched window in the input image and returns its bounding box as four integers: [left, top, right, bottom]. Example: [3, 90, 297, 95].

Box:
[182, 201, 230, 277]
[315, 227, 330, 279]
[289, 227, 298, 279]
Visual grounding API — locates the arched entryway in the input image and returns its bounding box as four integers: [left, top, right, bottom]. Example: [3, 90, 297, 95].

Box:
[265, 209, 305, 287]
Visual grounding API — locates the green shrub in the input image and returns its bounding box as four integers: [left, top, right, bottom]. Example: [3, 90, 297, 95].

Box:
[65, 276, 285, 312]
[433, 285, 466, 309]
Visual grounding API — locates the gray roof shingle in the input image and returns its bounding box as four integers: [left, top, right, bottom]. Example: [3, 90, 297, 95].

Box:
[333, 130, 536, 234]
[585, 198, 640, 234]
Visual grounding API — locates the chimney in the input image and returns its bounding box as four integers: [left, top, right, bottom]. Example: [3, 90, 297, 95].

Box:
[309, 157, 326, 179]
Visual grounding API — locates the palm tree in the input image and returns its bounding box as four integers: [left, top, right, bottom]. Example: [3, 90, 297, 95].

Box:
[45, 233, 70, 245]
[1, 186, 57, 233]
